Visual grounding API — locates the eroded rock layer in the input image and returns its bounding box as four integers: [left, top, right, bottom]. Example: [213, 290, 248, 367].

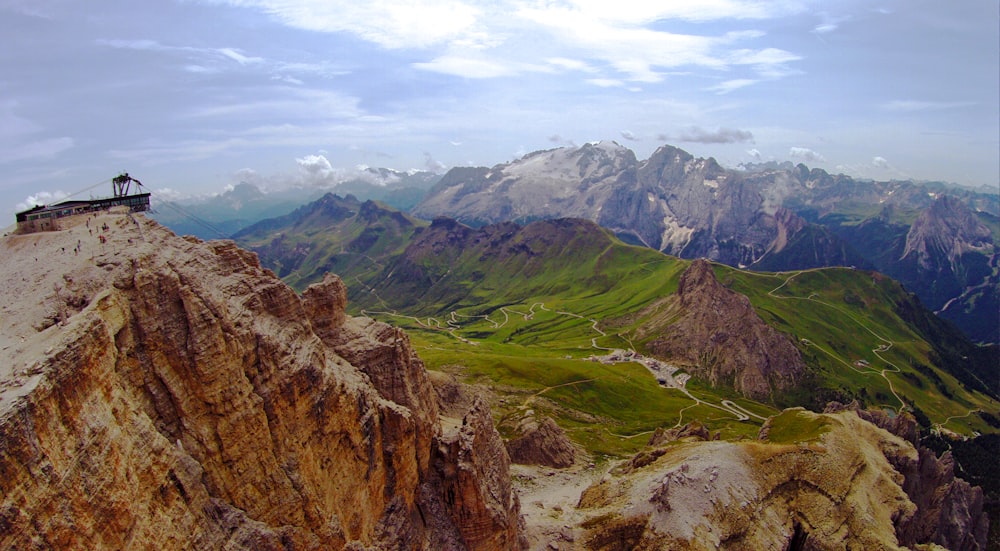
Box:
[575, 408, 988, 551]
[0, 211, 522, 550]
[643, 259, 805, 400]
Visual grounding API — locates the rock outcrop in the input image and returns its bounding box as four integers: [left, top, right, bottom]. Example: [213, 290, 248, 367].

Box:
[575, 408, 989, 550]
[504, 414, 577, 469]
[825, 402, 990, 549]
[0, 211, 522, 550]
[643, 259, 805, 400]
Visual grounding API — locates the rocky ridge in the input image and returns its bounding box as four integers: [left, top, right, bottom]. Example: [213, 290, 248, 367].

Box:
[640, 259, 805, 400]
[413, 143, 870, 268]
[504, 413, 577, 469]
[575, 408, 989, 550]
[410, 142, 999, 343]
[0, 211, 522, 550]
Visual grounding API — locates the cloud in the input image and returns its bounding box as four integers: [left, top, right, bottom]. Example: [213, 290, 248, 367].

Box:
[548, 135, 577, 147]
[812, 12, 850, 34]
[676, 126, 754, 144]
[296, 153, 335, 179]
[198, 1, 805, 86]
[0, 137, 75, 164]
[789, 146, 826, 163]
[871, 156, 890, 169]
[201, 0, 484, 50]
[423, 152, 447, 172]
[585, 78, 626, 88]
[413, 55, 519, 78]
[218, 47, 264, 65]
[99, 38, 343, 81]
[546, 57, 596, 73]
[707, 78, 758, 94]
[882, 100, 977, 112]
[185, 89, 363, 121]
[149, 187, 189, 202]
[747, 148, 762, 160]
[620, 130, 639, 141]
[16, 190, 68, 212]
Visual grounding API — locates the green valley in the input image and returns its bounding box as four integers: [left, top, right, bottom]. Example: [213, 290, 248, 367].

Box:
[236, 203, 999, 458]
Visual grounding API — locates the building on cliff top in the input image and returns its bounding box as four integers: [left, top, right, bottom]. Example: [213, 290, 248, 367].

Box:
[15, 172, 150, 234]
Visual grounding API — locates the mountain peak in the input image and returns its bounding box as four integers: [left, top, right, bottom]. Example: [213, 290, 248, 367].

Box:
[646, 258, 805, 400]
[903, 194, 993, 264]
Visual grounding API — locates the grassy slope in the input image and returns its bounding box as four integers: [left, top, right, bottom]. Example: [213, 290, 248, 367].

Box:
[345, 221, 997, 457]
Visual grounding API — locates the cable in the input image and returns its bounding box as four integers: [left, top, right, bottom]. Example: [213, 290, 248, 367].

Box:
[154, 200, 230, 239]
[61, 178, 113, 201]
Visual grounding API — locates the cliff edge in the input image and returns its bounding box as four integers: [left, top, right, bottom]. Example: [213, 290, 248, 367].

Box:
[0, 210, 522, 550]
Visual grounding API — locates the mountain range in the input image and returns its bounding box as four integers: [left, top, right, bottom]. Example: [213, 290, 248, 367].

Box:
[5, 209, 997, 548]
[409, 142, 999, 344]
[150, 168, 440, 240]
[228, 197, 999, 546]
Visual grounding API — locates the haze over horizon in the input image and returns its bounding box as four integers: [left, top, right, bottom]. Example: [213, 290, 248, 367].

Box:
[1, 0, 997, 219]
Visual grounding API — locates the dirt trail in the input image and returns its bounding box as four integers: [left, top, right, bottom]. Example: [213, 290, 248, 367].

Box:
[763, 270, 907, 412]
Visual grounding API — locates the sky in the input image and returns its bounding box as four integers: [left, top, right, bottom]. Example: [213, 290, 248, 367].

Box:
[1, 0, 997, 218]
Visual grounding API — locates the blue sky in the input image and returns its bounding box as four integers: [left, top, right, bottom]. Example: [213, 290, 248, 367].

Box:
[1, 0, 997, 218]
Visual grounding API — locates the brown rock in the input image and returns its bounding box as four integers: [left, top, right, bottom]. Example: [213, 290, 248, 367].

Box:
[0, 212, 523, 550]
[431, 397, 527, 550]
[824, 401, 989, 549]
[647, 421, 713, 447]
[505, 415, 577, 469]
[644, 259, 805, 400]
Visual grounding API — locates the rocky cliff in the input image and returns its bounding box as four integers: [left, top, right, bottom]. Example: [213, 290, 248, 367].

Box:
[411, 142, 999, 343]
[641, 259, 805, 400]
[576, 408, 989, 550]
[824, 402, 990, 550]
[0, 210, 522, 550]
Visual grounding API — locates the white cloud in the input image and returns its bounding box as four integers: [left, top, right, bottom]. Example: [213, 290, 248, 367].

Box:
[413, 54, 519, 78]
[185, 89, 363, 120]
[675, 126, 754, 144]
[882, 100, 977, 112]
[620, 130, 639, 141]
[871, 156, 890, 169]
[747, 148, 762, 160]
[812, 12, 849, 34]
[0, 137, 75, 164]
[546, 57, 596, 73]
[708, 78, 758, 94]
[296, 153, 335, 178]
[218, 47, 264, 65]
[203, 0, 484, 49]
[150, 187, 189, 202]
[727, 47, 800, 66]
[520, 1, 806, 25]
[16, 190, 68, 212]
[424, 152, 447, 172]
[586, 78, 626, 88]
[195, 1, 805, 86]
[789, 146, 826, 163]
[0, 101, 75, 163]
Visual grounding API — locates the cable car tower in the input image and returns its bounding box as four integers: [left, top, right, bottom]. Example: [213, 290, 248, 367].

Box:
[112, 172, 144, 197]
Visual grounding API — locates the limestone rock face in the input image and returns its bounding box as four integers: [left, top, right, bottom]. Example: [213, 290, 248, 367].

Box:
[825, 402, 989, 549]
[0, 212, 523, 550]
[429, 399, 526, 551]
[576, 409, 987, 550]
[505, 414, 577, 469]
[643, 259, 805, 400]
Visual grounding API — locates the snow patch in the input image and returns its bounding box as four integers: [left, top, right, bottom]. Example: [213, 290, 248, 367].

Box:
[660, 215, 693, 253]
